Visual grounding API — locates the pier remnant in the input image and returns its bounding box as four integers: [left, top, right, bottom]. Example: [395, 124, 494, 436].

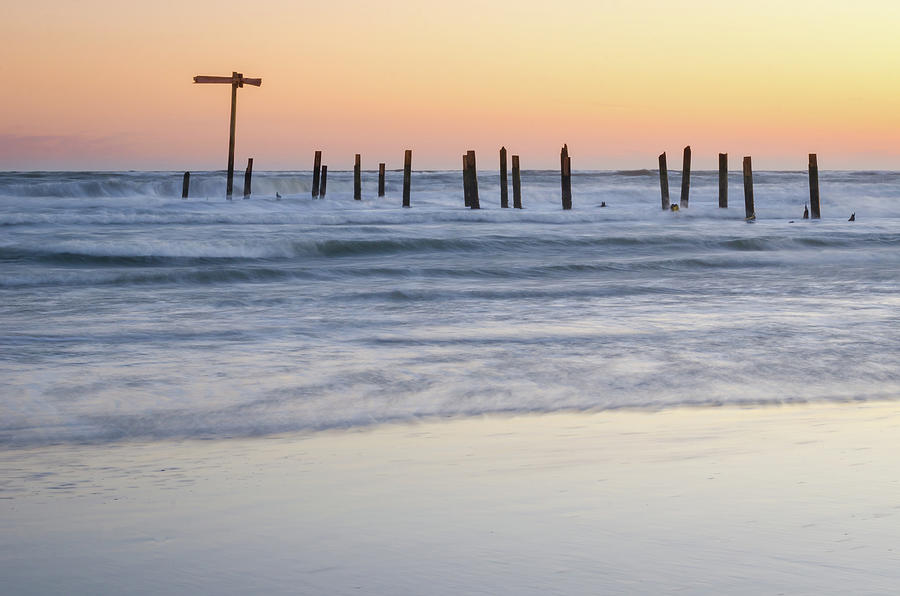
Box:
[718, 153, 728, 208]
[743, 156, 755, 221]
[354, 154, 361, 200]
[243, 158, 253, 198]
[560, 145, 572, 210]
[193, 72, 262, 198]
[512, 155, 522, 209]
[319, 165, 327, 197]
[466, 150, 480, 209]
[182, 172, 190, 199]
[403, 150, 412, 208]
[658, 152, 669, 210]
[378, 163, 386, 197]
[462, 155, 471, 207]
[680, 145, 691, 208]
[809, 154, 821, 219]
[500, 147, 509, 208]
[312, 151, 322, 198]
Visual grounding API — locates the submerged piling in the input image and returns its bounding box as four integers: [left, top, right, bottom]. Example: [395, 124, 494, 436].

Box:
[560, 144, 572, 210]
[354, 154, 361, 200]
[466, 150, 480, 209]
[312, 150, 322, 198]
[402, 150, 412, 208]
[512, 155, 522, 209]
[243, 158, 253, 198]
[182, 172, 190, 199]
[718, 153, 728, 208]
[743, 156, 755, 221]
[500, 147, 509, 208]
[809, 154, 821, 219]
[378, 163, 385, 197]
[462, 154, 471, 207]
[680, 145, 691, 208]
[319, 165, 327, 197]
[658, 153, 669, 210]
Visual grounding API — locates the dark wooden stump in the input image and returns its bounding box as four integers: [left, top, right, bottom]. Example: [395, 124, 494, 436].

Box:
[809, 154, 821, 219]
[319, 165, 327, 197]
[560, 144, 572, 210]
[403, 150, 412, 208]
[680, 145, 691, 208]
[743, 156, 755, 221]
[182, 172, 190, 199]
[462, 154, 471, 207]
[353, 154, 361, 200]
[512, 155, 522, 209]
[312, 150, 322, 198]
[243, 158, 253, 198]
[378, 163, 385, 197]
[466, 150, 480, 210]
[500, 147, 509, 208]
[658, 152, 669, 210]
[718, 153, 728, 208]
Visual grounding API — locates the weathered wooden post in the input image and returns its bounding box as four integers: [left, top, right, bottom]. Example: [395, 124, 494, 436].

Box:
[560, 145, 572, 210]
[500, 147, 509, 208]
[402, 150, 412, 208]
[312, 151, 322, 198]
[182, 172, 190, 199]
[680, 145, 691, 208]
[466, 150, 480, 209]
[243, 158, 253, 198]
[512, 155, 522, 209]
[378, 163, 386, 197]
[354, 154, 361, 200]
[742, 156, 755, 221]
[193, 72, 262, 198]
[319, 165, 327, 197]
[462, 155, 471, 207]
[809, 154, 821, 219]
[718, 153, 728, 208]
[658, 152, 669, 210]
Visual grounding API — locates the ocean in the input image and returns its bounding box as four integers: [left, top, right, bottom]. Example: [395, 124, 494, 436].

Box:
[2, 168, 899, 446]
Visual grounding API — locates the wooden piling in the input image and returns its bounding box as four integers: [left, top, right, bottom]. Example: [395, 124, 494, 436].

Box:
[378, 163, 386, 197]
[466, 150, 480, 209]
[182, 172, 190, 199]
[462, 154, 471, 207]
[226, 72, 239, 199]
[500, 147, 509, 208]
[319, 165, 327, 197]
[809, 154, 821, 219]
[742, 156, 755, 221]
[312, 150, 322, 198]
[243, 158, 253, 198]
[402, 150, 412, 208]
[512, 155, 522, 209]
[353, 154, 361, 200]
[560, 144, 572, 210]
[718, 153, 728, 208]
[680, 145, 691, 208]
[658, 152, 669, 210]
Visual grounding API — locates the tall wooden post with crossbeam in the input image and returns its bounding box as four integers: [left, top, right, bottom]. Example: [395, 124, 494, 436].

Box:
[193, 72, 262, 198]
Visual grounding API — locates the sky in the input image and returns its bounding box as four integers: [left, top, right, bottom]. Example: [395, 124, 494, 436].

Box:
[1, 0, 898, 170]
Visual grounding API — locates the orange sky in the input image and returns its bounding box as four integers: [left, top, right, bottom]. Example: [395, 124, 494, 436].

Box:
[1, 0, 898, 170]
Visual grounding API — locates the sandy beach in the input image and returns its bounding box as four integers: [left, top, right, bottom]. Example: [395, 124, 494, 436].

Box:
[2, 401, 898, 595]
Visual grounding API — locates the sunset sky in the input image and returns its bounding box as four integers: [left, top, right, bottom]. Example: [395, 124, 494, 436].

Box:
[2, 0, 898, 170]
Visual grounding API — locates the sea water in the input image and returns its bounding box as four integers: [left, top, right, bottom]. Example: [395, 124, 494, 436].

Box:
[2, 169, 899, 446]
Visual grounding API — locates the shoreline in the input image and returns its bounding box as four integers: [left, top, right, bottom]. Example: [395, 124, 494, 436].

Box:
[3, 400, 899, 594]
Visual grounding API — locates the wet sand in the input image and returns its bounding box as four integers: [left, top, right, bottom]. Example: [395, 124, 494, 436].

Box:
[2, 401, 899, 594]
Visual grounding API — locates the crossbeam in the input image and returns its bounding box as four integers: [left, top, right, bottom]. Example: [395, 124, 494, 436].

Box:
[194, 75, 262, 87]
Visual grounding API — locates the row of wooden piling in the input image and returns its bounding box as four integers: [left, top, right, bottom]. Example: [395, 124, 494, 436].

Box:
[658, 148, 823, 220]
[182, 148, 824, 220]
